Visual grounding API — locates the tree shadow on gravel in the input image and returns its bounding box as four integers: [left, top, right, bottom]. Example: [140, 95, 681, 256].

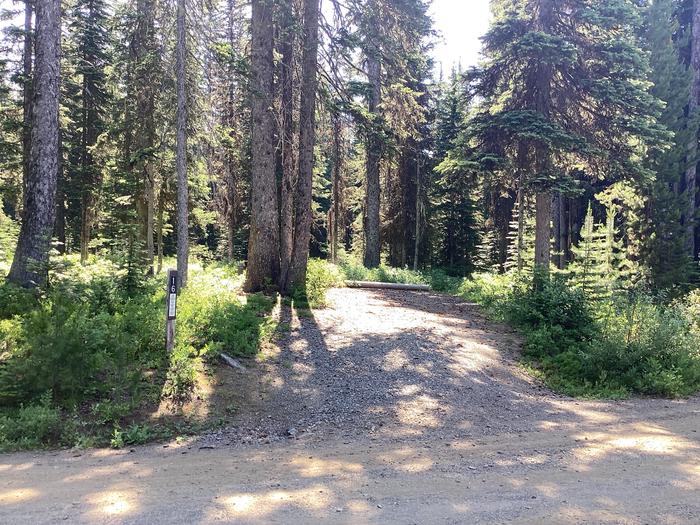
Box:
[2, 288, 700, 524]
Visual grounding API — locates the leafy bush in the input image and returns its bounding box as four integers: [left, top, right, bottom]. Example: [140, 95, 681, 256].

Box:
[0, 394, 63, 450]
[0, 282, 36, 319]
[338, 257, 427, 285]
[458, 271, 700, 398]
[0, 258, 275, 450]
[299, 259, 344, 308]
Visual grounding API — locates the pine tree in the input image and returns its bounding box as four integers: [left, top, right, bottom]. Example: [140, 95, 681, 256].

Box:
[469, 0, 666, 273]
[245, 0, 280, 292]
[644, 0, 697, 289]
[8, 0, 61, 287]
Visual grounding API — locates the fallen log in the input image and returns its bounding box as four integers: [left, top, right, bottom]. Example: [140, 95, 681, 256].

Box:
[219, 352, 247, 372]
[344, 280, 431, 291]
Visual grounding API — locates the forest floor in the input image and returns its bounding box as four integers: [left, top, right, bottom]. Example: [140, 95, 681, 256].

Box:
[2, 288, 700, 524]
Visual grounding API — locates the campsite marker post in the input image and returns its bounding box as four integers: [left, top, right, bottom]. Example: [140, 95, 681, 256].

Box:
[166, 269, 178, 352]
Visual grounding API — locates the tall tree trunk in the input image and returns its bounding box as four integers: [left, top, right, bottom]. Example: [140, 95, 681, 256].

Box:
[278, 1, 297, 288]
[176, 0, 189, 287]
[364, 53, 381, 268]
[552, 193, 565, 269]
[534, 192, 551, 269]
[285, 0, 320, 293]
[413, 154, 421, 272]
[533, 0, 554, 272]
[245, 0, 280, 292]
[21, 0, 33, 209]
[225, 0, 239, 263]
[686, 0, 700, 258]
[133, 0, 157, 274]
[8, 0, 60, 288]
[156, 184, 164, 274]
[79, 0, 104, 265]
[331, 112, 343, 263]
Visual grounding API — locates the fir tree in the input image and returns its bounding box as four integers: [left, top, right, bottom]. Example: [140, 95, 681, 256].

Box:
[468, 0, 667, 272]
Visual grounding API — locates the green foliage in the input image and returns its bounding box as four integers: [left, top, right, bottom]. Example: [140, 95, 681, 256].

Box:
[339, 257, 428, 285]
[458, 272, 700, 398]
[0, 282, 36, 319]
[567, 204, 634, 299]
[0, 258, 275, 450]
[297, 259, 344, 309]
[0, 394, 64, 451]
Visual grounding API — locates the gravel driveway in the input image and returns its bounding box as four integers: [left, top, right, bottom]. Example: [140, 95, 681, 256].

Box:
[3, 287, 699, 524]
[205, 287, 699, 447]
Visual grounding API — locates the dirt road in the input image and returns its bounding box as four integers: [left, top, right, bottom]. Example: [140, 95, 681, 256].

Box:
[2, 288, 699, 524]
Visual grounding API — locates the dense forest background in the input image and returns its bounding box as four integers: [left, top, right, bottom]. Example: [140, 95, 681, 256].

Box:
[1, 0, 700, 450]
[1, 0, 699, 290]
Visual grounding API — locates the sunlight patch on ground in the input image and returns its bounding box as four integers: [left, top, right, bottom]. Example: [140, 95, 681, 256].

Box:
[377, 448, 434, 473]
[85, 489, 139, 518]
[216, 484, 334, 518]
[572, 426, 699, 466]
[62, 462, 153, 483]
[382, 348, 410, 372]
[395, 394, 443, 429]
[0, 462, 35, 472]
[0, 488, 40, 505]
[287, 456, 364, 478]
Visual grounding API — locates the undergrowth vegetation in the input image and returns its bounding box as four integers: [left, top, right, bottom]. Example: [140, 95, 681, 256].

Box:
[0, 257, 276, 451]
[458, 272, 700, 399]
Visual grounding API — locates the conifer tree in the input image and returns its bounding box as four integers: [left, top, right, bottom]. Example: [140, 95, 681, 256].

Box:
[469, 0, 665, 273]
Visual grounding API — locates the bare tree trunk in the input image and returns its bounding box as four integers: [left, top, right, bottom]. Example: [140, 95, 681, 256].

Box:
[686, 0, 700, 258]
[133, 0, 157, 274]
[552, 193, 564, 269]
[8, 0, 60, 288]
[516, 174, 525, 271]
[331, 112, 343, 263]
[534, 192, 551, 269]
[21, 0, 33, 209]
[364, 53, 381, 268]
[79, 0, 104, 265]
[156, 185, 164, 274]
[176, 0, 189, 287]
[533, 0, 554, 272]
[285, 0, 320, 293]
[245, 0, 280, 292]
[413, 155, 421, 272]
[278, 1, 297, 289]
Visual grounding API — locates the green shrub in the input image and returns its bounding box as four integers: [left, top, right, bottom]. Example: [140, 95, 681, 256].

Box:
[428, 269, 461, 293]
[0, 394, 63, 450]
[301, 259, 344, 308]
[0, 282, 36, 319]
[338, 257, 428, 286]
[460, 271, 700, 398]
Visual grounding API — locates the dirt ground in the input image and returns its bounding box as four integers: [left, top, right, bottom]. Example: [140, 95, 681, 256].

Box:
[2, 288, 699, 524]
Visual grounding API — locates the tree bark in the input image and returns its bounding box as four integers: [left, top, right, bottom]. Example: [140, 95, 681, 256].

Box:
[534, 192, 551, 269]
[413, 154, 421, 272]
[21, 0, 33, 210]
[330, 112, 343, 263]
[8, 0, 60, 288]
[285, 0, 320, 293]
[278, 1, 298, 289]
[364, 52, 381, 268]
[79, 0, 104, 265]
[686, 0, 700, 258]
[533, 0, 554, 272]
[133, 0, 157, 274]
[245, 0, 280, 292]
[176, 0, 189, 287]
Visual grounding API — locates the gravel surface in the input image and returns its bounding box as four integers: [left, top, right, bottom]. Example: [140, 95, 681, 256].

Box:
[200, 287, 698, 447]
[4, 287, 699, 524]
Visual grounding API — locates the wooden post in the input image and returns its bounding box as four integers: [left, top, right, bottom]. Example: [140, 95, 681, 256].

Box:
[165, 269, 178, 352]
